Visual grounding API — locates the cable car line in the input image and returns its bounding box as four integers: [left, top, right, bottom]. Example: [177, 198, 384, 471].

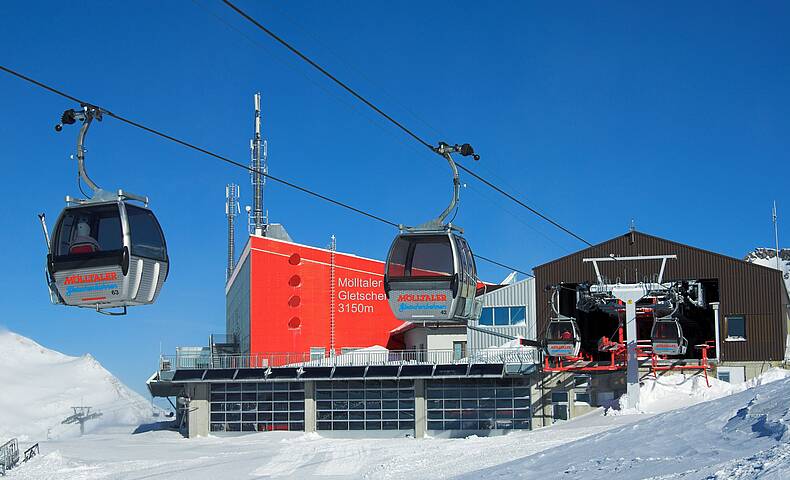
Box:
[0, 64, 531, 278]
[0, 65, 398, 229]
[220, 0, 595, 248]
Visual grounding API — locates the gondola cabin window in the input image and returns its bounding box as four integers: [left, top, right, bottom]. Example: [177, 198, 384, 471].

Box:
[127, 205, 167, 261]
[54, 205, 123, 257]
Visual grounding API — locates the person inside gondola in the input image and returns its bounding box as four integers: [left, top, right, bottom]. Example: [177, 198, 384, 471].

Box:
[559, 329, 573, 340]
[69, 220, 100, 254]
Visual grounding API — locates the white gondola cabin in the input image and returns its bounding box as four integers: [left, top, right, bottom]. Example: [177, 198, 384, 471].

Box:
[40, 105, 169, 315]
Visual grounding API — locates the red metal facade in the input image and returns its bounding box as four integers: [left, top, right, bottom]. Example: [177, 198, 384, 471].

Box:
[246, 235, 404, 354]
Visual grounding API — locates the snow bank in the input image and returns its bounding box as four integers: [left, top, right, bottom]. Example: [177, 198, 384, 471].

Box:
[464, 373, 790, 479]
[608, 368, 790, 416]
[0, 330, 157, 442]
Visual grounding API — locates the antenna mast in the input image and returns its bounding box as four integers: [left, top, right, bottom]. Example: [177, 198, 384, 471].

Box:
[774, 201, 780, 272]
[250, 92, 268, 236]
[226, 184, 240, 282]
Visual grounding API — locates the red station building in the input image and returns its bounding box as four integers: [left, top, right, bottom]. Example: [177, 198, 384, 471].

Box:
[226, 229, 405, 356]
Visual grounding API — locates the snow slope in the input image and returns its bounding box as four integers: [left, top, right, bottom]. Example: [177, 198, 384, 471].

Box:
[463, 374, 790, 479]
[0, 330, 157, 443]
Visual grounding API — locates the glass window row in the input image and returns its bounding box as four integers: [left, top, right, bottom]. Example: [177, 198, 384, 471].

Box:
[427, 420, 530, 430]
[427, 409, 530, 420]
[427, 398, 530, 409]
[427, 378, 529, 387]
[212, 412, 304, 422]
[317, 421, 414, 431]
[211, 391, 305, 402]
[210, 422, 303, 432]
[315, 389, 414, 400]
[317, 410, 414, 421]
[426, 387, 530, 399]
[317, 400, 414, 411]
[316, 380, 414, 390]
[211, 382, 304, 392]
[210, 401, 305, 412]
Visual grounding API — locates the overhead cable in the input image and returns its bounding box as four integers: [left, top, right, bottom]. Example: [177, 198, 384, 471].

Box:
[0, 64, 531, 276]
[220, 0, 594, 248]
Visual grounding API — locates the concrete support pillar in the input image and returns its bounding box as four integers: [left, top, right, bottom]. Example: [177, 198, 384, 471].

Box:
[414, 379, 426, 439]
[304, 381, 316, 433]
[187, 383, 210, 438]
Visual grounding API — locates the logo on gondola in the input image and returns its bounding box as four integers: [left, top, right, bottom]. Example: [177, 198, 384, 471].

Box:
[396, 293, 448, 312]
[64, 272, 118, 285]
[396, 294, 447, 302]
[64, 272, 119, 297]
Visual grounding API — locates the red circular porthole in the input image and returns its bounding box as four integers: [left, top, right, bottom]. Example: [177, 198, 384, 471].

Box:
[288, 275, 301, 287]
[288, 317, 301, 329]
[288, 295, 301, 307]
[288, 253, 301, 265]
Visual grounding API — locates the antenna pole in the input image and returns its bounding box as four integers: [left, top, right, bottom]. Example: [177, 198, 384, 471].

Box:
[251, 93, 266, 236]
[226, 184, 240, 282]
[774, 201, 780, 272]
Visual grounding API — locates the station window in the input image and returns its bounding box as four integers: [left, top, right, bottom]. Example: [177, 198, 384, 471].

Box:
[725, 315, 746, 340]
[316, 380, 415, 431]
[209, 382, 305, 433]
[478, 306, 528, 326]
[426, 378, 531, 431]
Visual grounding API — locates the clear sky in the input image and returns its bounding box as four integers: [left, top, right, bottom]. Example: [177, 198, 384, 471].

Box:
[1, 1, 787, 398]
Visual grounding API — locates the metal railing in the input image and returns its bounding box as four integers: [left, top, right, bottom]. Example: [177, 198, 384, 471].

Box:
[0, 438, 19, 475]
[160, 347, 539, 371]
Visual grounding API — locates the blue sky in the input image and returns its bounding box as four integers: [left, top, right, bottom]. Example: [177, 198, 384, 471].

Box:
[1, 1, 787, 397]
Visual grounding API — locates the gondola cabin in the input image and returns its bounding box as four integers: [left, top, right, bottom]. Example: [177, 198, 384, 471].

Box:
[545, 317, 581, 357]
[47, 193, 168, 313]
[650, 317, 688, 356]
[383, 231, 480, 323]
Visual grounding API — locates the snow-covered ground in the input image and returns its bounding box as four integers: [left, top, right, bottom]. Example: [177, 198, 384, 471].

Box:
[464, 373, 790, 480]
[3, 329, 789, 479]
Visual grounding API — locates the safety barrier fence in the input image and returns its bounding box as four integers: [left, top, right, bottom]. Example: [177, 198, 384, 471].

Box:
[160, 347, 539, 371]
[0, 438, 19, 475]
[23, 444, 39, 463]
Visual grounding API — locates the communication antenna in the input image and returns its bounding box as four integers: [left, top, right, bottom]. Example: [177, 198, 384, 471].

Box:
[773, 201, 780, 272]
[226, 184, 240, 282]
[250, 92, 268, 236]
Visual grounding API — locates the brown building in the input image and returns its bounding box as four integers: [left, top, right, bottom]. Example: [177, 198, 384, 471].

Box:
[533, 230, 789, 382]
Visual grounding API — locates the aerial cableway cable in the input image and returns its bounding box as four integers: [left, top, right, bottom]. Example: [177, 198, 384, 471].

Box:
[0, 64, 531, 277]
[220, 0, 595, 248]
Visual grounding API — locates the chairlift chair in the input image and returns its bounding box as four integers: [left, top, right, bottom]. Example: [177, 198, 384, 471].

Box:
[40, 105, 169, 315]
[545, 316, 581, 357]
[383, 142, 481, 323]
[650, 316, 688, 356]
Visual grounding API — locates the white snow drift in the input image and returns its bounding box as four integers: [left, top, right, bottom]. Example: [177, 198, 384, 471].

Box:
[0, 329, 156, 443]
